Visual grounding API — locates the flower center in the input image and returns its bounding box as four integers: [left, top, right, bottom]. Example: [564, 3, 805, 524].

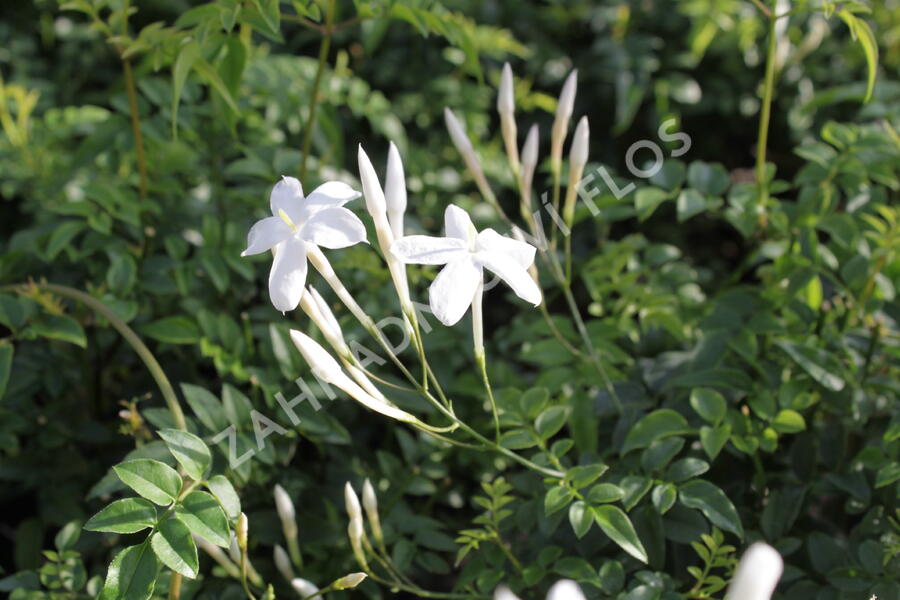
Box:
[278, 208, 299, 233]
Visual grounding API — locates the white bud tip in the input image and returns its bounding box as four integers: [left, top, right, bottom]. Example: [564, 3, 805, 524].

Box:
[274, 484, 296, 521]
[494, 585, 521, 600]
[570, 116, 590, 167]
[547, 579, 587, 600]
[236, 513, 248, 547]
[289, 329, 342, 383]
[444, 107, 473, 153]
[726, 543, 783, 600]
[290, 578, 321, 600]
[521, 124, 540, 169]
[556, 69, 578, 121]
[344, 482, 362, 521]
[385, 141, 407, 215]
[357, 144, 386, 216]
[362, 478, 377, 513]
[497, 63, 515, 117]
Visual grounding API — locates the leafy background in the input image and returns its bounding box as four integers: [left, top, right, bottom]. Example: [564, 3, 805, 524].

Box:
[0, 0, 898, 598]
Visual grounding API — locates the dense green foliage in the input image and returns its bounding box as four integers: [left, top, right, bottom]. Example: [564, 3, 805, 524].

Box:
[1, 1, 899, 599]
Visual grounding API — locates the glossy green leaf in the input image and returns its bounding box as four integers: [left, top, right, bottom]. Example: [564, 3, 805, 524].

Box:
[679, 480, 743, 539]
[150, 518, 198, 578]
[622, 409, 691, 455]
[113, 459, 182, 506]
[690, 389, 727, 424]
[700, 424, 731, 460]
[206, 475, 241, 520]
[568, 501, 593, 539]
[592, 505, 648, 563]
[544, 486, 574, 515]
[535, 406, 568, 439]
[31, 313, 86, 348]
[99, 543, 158, 600]
[158, 429, 211, 481]
[85, 498, 157, 534]
[176, 491, 230, 547]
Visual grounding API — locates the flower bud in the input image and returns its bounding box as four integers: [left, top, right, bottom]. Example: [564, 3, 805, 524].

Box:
[444, 108, 496, 206]
[194, 534, 242, 579]
[291, 578, 322, 600]
[274, 544, 294, 582]
[236, 513, 248, 551]
[273, 484, 298, 540]
[347, 518, 368, 570]
[569, 116, 589, 170]
[547, 580, 587, 600]
[497, 63, 519, 170]
[550, 69, 578, 174]
[332, 572, 367, 590]
[520, 124, 539, 210]
[290, 330, 418, 423]
[725, 543, 783, 600]
[228, 534, 242, 563]
[344, 482, 362, 522]
[361, 479, 384, 547]
[358, 145, 387, 220]
[300, 286, 351, 360]
[385, 142, 407, 239]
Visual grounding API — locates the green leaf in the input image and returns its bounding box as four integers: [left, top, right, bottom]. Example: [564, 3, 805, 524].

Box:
[222, 384, 254, 428]
[193, 58, 240, 114]
[139, 317, 200, 345]
[85, 498, 157, 534]
[838, 10, 878, 103]
[176, 491, 231, 547]
[46, 221, 85, 260]
[181, 383, 229, 432]
[665, 458, 710, 483]
[772, 409, 806, 434]
[113, 459, 182, 506]
[568, 501, 593, 539]
[150, 518, 198, 578]
[107, 253, 137, 295]
[774, 340, 845, 392]
[622, 409, 691, 455]
[544, 486, 574, 515]
[690, 389, 727, 424]
[158, 429, 211, 481]
[31, 313, 86, 348]
[99, 543, 158, 600]
[635, 187, 669, 221]
[700, 424, 731, 460]
[535, 406, 568, 440]
[679, 480, 743, 539]
[569, 464, 609, 489]
[677, 189, 722, 222]
[171, 41, 201, 138]
[652, 483, 677, 515]
[206, 475, 241, 520]
[687, 161, 730, 195]
[0, 341, 12, 400]
[499, 429, 537, 450]
[592, 505, 648, 563]
[587, 483, 625, 504]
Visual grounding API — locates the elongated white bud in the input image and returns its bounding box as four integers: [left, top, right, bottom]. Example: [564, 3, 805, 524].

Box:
[236, 513, 248, 551]
[547, 580, 587, 600]
[228, 534, 242, 563]
[361, 479, 384, 547]
[444, 108, 496, 205]
[300, 287, 351, 361]
[563, 116, 590, 227]
[497, 63, 519, 171]
[550, 69, 578, 174]
[569, 116, 589, 170]
[291, 578, 322, 600]
[273, 484, 297, 540]
[344, 482, 362, 521]
[332, 572, 367, 590]
[274, 545, 294, 582]
[520, 124, 539, 212]
[725, 543, 783, 600]
[358, 145, 387, 219]
[347, 518, 368, 569]
[289, 330, 417, 423]
[385, 142, 407, 239]
[194, 534, 242, 579]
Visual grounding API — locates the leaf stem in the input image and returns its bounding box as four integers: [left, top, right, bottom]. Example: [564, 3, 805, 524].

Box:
[300, 0, 336, 180]
[756, 3, 778, 204]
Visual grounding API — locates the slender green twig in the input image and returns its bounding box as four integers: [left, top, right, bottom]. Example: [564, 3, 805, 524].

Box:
[1, 282, 187, 430]
[756, 3, 778, 204]
[299, 0, 336, 180]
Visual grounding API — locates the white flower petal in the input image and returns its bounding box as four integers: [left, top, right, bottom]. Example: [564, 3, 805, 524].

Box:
[726, 543, 783, 600]
[268, 237, 308, 312]
[300, 207, 367, 249]
[390, 235, 468, 265]
[241, 216, 293, 256]
[429, 257, 481, 326]
[493, 586, 520, 600]
[475, 251, 542, 306]
[304, 181, 361, 209]
[444, 204, 477, 244]
[270, 176, 304, 217]
[475, 228, 536, 268]
[547, 580, 586, 600]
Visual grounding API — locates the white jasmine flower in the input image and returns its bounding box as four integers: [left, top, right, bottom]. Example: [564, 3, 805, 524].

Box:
[390, 205, 541, 326]
[241, 176, 367, 312]
[289, 330, 417, 423]
[726, 542, 783, 600]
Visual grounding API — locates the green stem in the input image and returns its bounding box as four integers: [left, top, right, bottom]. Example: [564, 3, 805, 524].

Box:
[122, 57, 148, 201]
[2, 283, 187, 430]
[756, 4, 778, 203]
[300, 0, 335, 181]
[476, 353, 500, 443]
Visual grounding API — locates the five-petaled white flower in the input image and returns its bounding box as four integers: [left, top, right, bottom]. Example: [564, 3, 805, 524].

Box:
[241, 177, 367, 312]
[390, 204, 541, 326]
